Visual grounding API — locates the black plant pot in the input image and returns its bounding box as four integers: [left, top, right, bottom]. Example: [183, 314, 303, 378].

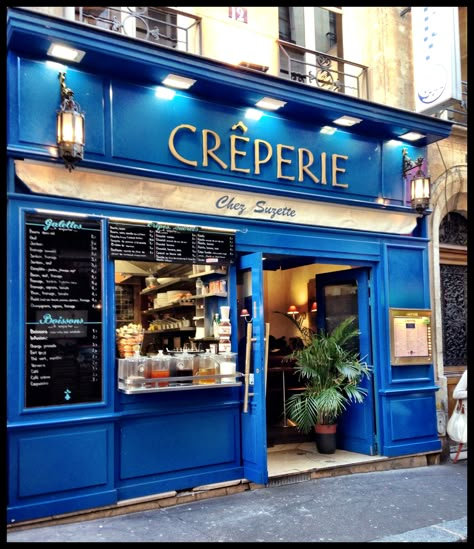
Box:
[314, 423, 337, 454]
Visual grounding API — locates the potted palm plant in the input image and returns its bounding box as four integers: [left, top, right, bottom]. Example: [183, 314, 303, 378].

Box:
[283, 316, 371, 454]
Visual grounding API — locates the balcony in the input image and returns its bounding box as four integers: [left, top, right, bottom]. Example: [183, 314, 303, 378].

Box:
[278, 40, 369, 100]
[75, 6, 202, 54]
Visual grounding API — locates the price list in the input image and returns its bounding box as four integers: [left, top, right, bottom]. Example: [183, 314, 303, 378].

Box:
[25, 214, 102, 408]
[154, 229, 194, 263]
[193, 231, 235, 264]
[108, 222, 235, 264]
[109, 222, 154, 260]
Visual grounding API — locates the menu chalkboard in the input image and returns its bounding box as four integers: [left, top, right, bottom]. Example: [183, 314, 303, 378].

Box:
[25, 213, 102, 408]
[193, 231, 236, 264]
[108, 222, 235, 264]
[109, 223, 154, 260]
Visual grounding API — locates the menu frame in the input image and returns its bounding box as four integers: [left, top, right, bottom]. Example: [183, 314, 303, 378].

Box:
[24, 212, 103, 408]
[389, 308, 432, 366]
[108, 220, 236, 265]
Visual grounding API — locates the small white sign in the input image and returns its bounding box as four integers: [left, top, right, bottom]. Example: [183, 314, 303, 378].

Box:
[411, 7, 462, 115]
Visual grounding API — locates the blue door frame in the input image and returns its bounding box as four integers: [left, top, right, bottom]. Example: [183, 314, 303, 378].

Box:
[238, 252, 268, 485]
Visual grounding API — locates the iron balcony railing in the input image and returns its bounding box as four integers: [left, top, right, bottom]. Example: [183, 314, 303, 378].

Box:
[75, 6, 202, 54]
[277, 39, 369, 100]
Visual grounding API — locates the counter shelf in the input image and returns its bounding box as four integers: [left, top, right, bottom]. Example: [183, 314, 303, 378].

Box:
[118, 372, 243, 393]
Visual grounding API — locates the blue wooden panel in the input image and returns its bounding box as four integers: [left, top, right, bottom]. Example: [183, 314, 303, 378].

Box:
[110, 80, 388, 202]
[389, 395, 438, 440]
[17, 427, 110, 497]
[386, 245, 427, 308]
[17, 58, 106, 155]
[120, 409, 239, 479]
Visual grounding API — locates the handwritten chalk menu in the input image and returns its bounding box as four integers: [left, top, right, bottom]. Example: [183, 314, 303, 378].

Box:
[108, 222, 235, 264]
[193, 231, 235, 264]
[25, 214, 102, 407]
[109, 223, 154, 260]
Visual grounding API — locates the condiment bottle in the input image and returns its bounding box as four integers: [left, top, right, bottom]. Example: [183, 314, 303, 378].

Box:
[195, 277, 203, 295]
[218, 306, 231, 353]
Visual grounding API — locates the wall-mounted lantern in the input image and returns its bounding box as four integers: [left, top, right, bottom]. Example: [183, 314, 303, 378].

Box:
[57, 72, 85, 171]
[402, 148, 431, 215]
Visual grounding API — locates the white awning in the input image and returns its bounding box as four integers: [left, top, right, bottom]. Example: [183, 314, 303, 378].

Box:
[15, 160, 417, 235]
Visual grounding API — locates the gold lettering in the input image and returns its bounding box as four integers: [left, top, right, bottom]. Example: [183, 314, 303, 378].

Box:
[320, 152, 327, 185]
[332, 154, 348, 188]
[202, 129, 227, 169]
[276, 144, 295, 180]
[168, 124, 198, 167]
[298, 148, 319, 183]
[230, 135, 250, 173]
[254, 139, 272, 174]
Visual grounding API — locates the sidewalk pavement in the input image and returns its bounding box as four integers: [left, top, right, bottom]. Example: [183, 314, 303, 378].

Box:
[6, 461, 467, 543]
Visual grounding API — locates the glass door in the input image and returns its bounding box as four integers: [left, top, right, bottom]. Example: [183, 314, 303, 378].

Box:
[316, 267, 377, 455]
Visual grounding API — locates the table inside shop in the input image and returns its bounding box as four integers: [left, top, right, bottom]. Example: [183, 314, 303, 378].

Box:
[266, 355, 300, 427]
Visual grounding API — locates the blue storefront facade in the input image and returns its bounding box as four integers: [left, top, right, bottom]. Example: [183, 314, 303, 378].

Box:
[7, 8, 453, 523]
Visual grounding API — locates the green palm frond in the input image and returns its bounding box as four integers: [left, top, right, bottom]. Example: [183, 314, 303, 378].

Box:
[284, 316, 372, 431]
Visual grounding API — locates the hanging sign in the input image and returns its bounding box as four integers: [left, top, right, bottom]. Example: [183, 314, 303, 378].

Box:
[25, 213, 103, 407]
[108, 221, 235, 264]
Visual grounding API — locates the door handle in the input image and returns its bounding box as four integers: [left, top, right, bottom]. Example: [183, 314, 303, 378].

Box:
[243, 321, 252, 413]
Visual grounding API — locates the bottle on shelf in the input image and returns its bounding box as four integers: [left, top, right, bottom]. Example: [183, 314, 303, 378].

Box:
[218, 306, 231, 353]
[213, 313, 220, 339]
[195, 277, 203, 295]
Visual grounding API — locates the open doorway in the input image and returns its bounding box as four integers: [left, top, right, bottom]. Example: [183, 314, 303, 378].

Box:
[236, 252, 376, 453]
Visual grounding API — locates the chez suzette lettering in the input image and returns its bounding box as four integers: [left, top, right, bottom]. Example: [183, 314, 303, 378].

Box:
[216, 195, 296, 219]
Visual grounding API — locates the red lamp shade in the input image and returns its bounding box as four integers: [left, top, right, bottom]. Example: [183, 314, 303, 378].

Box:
[311, 302, 318, 312]
[287, 305, 298, 315]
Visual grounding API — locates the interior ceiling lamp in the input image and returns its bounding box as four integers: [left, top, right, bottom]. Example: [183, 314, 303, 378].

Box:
[310, 302, 318, 313]
[57, 72, 84, 171]
[287, 305, 299, 316]
[402, 148, 431, 215]
[240, 308, 252, 323]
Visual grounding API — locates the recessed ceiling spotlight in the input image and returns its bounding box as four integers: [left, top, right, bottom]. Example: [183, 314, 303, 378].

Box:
[333, 115, 363, 127]
[47, 43, 86, 62]
[399, 131, 426, 141]
[255, 97, 287, 111]
[161, 74, 196, 90]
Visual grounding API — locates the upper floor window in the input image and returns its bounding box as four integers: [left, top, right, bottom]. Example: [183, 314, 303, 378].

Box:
[279, 7, 341, 55]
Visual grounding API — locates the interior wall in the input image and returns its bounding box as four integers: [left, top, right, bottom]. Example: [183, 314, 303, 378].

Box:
[264, 264, 350, 341]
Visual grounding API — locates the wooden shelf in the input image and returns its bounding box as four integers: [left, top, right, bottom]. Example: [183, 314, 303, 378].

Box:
[140, 277, 192, 295]
[142, 302, 194, 315]
[188, 268, 227, 279]
[189, 292, 227, 300]
[144, 327, 195, 334]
